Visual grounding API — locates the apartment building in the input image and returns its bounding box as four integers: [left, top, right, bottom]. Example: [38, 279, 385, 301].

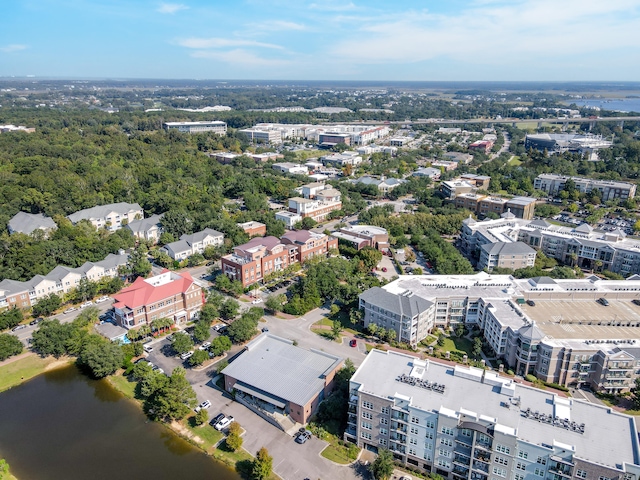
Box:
[534, 174, 636, 201]
[288, 197, 342, 222]
[468, 139, 494, 152]
[160, 228, 224, 261]
[113, 271, 204, 329]
[318, 132, 351, 146]
[478, 242, 536, 271]
[352, 126, 390, 145]
[321, 152, 362, 167]
[454, 196, 536, 220]
[346, 349, 640, 480]
[275, 211, 302, 229]
[460, 216, 640, 276]
[0, 252, 129, 310]
[163, 121, 227, 135]
[353, 176, 407, 193]
[441, 180, 475, 199]
[332, 225, 390, 251]
[238, 221, 267, 238]
[272, 162, 309, 175]
[221, 232, 336, 287]
[7, 212, 57, 237]
[67, 202, 143, 232]
[125, 214, 164, 244]
[359, 272, 640, 392]
[459, 174, 491, 190]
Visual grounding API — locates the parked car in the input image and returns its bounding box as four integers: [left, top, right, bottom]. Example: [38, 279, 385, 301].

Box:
[80, 301, 93, 309]
[143, 344, 154, 353]
[95, 296, 110, 303]
[214, 415, 234, 431]
[381, 267, 387, 272]
[597, 297, 610, 306]
[12, 324, 27, 332]
[633, 299, 640, 306]
[199, 341, 211, 350]
[526, 300, 535, 307]
[180, 351, 194, 360]
[261, 327, 269, 333]
[295, 430, 312, 444]
[349, 339, 357, 348]
[195, 400, 211, 412]
[63, 307, 77, 314]
[210, 413, 225, 427]
[30, 317, 44, 325]
[251, 298, 263, 304]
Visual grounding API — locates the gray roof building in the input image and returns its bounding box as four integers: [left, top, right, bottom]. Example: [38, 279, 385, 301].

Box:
[125, 213, 164, 243]
[8, 212, 57, 236]
[67, 202, 143, 232]
[221, 334, 343, 425]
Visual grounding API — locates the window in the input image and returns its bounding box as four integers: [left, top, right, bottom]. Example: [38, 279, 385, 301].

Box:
[441, 426, 454, 436]
[362, 411, 373, 420]
[460, 428, 473, 437]
[437, 459, 451, 469]
[534, 468, 544, 476]
[411, 427, 419, 435]
[440, 438, 453, 447]
[379, 439, 387, 446]
[424, 452, 433, 461]
[425, 431, 433, 440]
[411, 417, 420, 424]
[361, 421, 372, 430]
[438, 449, 451, 458]
[410, 438, 418, 445]
[381, 407, 390, 415]
[380, 418, 388, 425]
[496, 445, 511, 455]
[576, 471, 587, 479]
[515, 475, 524, 480]
[599, 476, 611, 480]
[409, 448, 417, 456]
[380, 428, 388, 436]
[516, 463, 526, 471]
[495, 456, 508, 466]
[537, 457, 547, 465]
[493, 467, 507, 477]
[426, 420, 435, 429]
[425, 441, 433, 450]
[518, 451, 528, 460]
[361, 432, 372, 440]
[362, 401, 374, 410]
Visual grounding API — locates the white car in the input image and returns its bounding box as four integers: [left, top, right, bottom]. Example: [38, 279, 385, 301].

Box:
[95, 296, 110, 303]
[195, 400, 212, 412]
[198, 341, 211, 350]
[251, 298, 263, 304]
[180, 351, 194, 360]
[63, 307, 77, 314]
[80, 301, 93, 309]
[143, 344, 154, 353]
[214, 415, 234, 431]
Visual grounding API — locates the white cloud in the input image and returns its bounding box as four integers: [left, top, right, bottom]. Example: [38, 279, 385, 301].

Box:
[246, 20, 307, 32]
[0, 44, 28, 53]
[309, 1, 357, 11]
[326, 0, 640, 65]
[190, 49, 291, 67]
[177, 37, 284, 50]
[157, 3, 189, 14]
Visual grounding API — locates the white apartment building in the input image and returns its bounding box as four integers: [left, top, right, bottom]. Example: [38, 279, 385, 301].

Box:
[238, 128, 283, 144]
[67, 202, 143, 232]
[460, 215, 640, 276]
[534, 174, 636, 201]
[359, 272, 640, 391]
[160, 228, 224, 261]
[347, 349, 640, 480]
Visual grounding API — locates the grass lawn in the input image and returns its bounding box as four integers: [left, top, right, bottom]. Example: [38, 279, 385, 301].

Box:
[107, 374, 138, 399]
[310, 327, 341, 342]
[507, 156, 522, 166]
[439, 336, 475, 357]
[321, 442, 359, 465]
[0, 354, 63, 393]
[184, 420, 224, 451]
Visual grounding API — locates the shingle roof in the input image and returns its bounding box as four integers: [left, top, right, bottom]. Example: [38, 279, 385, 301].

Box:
[221, 334, 343, 407]
[125, 214, 163, 236]
[360, 287, 433, 318]
[113, 271, 196, 310]
[8, 212, 57, 235]
[67, 202, 141, 224]
[481, 241, 536, 256]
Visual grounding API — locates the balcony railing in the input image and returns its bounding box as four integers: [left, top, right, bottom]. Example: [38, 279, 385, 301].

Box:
[472, 462, 489, 474]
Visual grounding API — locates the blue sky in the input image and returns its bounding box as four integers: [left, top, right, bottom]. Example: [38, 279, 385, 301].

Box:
[1, 0, 640, 80]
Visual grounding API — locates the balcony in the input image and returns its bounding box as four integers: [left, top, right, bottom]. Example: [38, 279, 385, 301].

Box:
[474, 451, 491, 463]
[474, 441, 492, 452]
[454, 455, 471, 466]
[389, 443, 406, 455]
[390, 433, 406, 443]
[455, 436, 473, 447]
[472, 462, 489, 474]
[391, 423, 407, 434]
[470, 472, 487, 480]
[392, 412, 409, 423]
[453, 465, 470, 476]
[455, 444, 472, 457]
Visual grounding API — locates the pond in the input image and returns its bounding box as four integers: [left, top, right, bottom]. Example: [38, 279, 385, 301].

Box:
[0, 364, 240, 480]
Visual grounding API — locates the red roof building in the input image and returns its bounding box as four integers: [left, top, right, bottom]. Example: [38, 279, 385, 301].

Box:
[113, 271, 204, 329]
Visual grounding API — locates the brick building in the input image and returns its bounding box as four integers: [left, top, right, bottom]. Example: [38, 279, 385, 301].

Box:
[112, 271, 204, 329]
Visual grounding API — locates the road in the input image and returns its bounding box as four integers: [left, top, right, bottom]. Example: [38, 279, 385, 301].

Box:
[143, 306, 368, 480]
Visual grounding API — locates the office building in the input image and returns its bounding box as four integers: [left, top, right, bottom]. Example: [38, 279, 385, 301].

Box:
[163, 121, 227, 135]
[534, 175, 635, 201]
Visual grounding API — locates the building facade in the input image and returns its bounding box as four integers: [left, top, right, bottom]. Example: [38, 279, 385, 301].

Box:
[534, 175, 636, 201]
[238, 221, 267, 238]
[163, 121, 227, 135]
[112, 271, 204, 329]
[67, 202, 144, 232]
[346, 349, 640, 480]
[332, 225, 390, 251]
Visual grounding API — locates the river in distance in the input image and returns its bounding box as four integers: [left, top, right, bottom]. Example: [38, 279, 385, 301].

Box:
[0, 364, 240, 480]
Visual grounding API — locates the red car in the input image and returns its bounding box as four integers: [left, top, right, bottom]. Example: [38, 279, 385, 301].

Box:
[349, 339, 357, 347]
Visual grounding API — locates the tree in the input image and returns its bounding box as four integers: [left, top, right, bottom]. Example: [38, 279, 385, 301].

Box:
[31, 319, 75, 357]
[386, 328, 396, 343]
[252, 447, 273, 480]
[162, 209, 192, 238]
[437, 333, 445, 347]
[127, 245, 152, 279]
[32, 293, 62, 318]
[171, 332, 194, 355]
[77, 336, 125, 378]
[193, 319, 211, 343]
[149, 367, 197, 421]
[188, 349, 209, 366]
[0, 307, 23, 331]
[330, 303, 341, 317]
[300, 217, 317, 230]
[220, 298, 240, 321]
[366, 323, 379, 337]
[331, 319, 342, 339]
[194, 408, 208, 426]
[210, 335, 232, 356]
[472, 337, 483, 358]
[0, 333, 23, 361]
[225, 421, 243, 451]
[370, 448, 394, 480]
[631, 378, 640, 410]
[264, 294, 285, 313]
[132, 361, 154, 381]
[74, 278, 98, 303]
[227, 314, 259, 344]
[455, 323, 466, 338]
